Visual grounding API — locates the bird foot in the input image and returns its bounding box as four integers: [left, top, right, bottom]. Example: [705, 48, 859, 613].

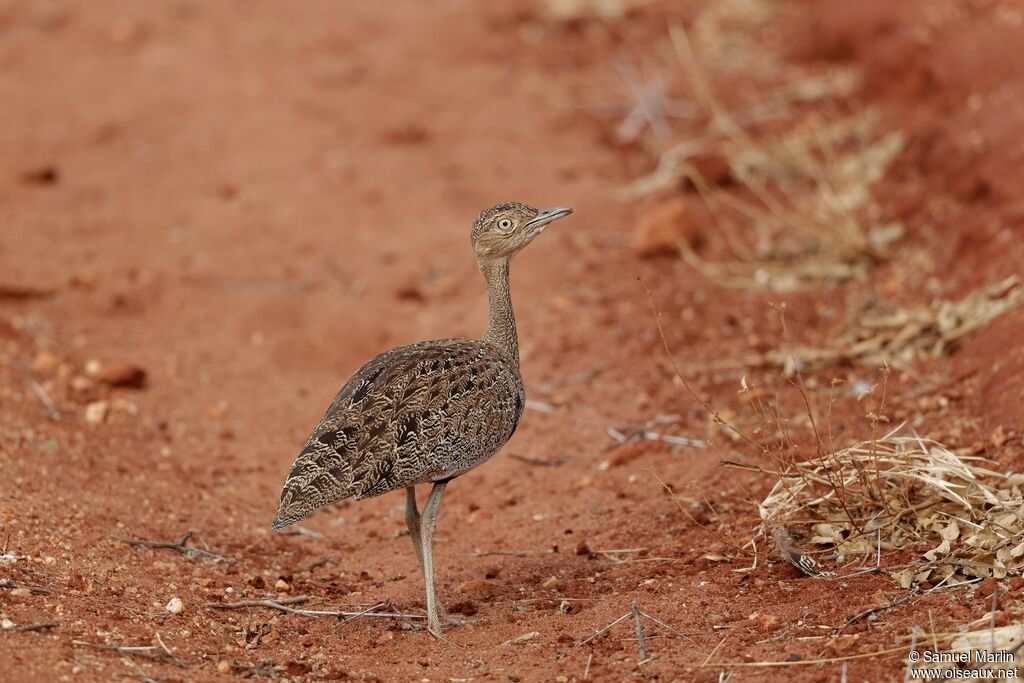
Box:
[406, 608, 476, 635]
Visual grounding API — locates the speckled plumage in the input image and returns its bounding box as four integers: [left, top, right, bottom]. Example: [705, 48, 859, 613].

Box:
[270, 201, 573, 634]
[272, 338, 523, 529]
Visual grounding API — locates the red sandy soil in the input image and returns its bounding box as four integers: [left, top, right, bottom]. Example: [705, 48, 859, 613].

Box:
[1, 0, 1023, 681]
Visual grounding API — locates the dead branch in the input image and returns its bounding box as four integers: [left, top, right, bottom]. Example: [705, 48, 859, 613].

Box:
[117, 531, 235, 564]
[577, 602, 689, 655]
[508, 453, 570, 467]
[632, 601, 649, 663]
[837, 587, 919, 633]
[298, 556, 332, 572]
[9, 622, 57, 633]
[205, 596, 424, 621]
[468, 549, 546, 558]
[28, 379, 61, 421]
[0, 579, 52, 594]
[72, 640, 183, 666]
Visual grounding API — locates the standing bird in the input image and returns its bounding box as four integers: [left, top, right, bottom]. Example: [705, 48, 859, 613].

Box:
[272, 202, 573, 635]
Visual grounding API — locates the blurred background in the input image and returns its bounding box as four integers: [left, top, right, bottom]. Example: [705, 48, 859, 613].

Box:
[2, 1, 1023, 680]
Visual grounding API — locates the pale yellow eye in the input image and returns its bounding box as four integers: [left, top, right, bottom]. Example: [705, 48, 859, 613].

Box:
[497, 218, 513, 231]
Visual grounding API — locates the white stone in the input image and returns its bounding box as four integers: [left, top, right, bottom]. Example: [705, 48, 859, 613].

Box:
[165, 597, 184, 614]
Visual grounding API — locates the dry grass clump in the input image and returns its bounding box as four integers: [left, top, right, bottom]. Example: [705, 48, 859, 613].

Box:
[759, 428, 1024, 589]
[710, 275, 1024, 375]
[625, 20, 902, 291]
[540, 0, 651, 21]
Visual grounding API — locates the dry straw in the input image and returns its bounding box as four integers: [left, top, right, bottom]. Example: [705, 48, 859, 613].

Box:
[624, 21, 903, 291]
[758, 426, 1024, 589]
[706, 275, 1023, 375]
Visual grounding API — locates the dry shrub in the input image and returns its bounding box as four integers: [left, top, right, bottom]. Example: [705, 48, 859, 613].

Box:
[705, 275, 1024, 375]
[759, 428, 1024, 589]
[624, 19, 902, 291]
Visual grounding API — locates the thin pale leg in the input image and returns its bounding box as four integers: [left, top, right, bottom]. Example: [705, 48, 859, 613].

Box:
[419, 480, 448, 635]
[405, 486, 424, 575]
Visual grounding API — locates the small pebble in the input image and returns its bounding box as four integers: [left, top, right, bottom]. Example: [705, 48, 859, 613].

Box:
[165, 597, 184, 614]
[95, 362, 147, 389]
[1, 619, 15, 630]
[217, 660, 232, 674]
[84, 400, 109, 425]
[274, 579, 290, 592]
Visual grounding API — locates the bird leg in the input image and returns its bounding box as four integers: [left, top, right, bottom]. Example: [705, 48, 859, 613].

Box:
[418, 480, 448, 635]
[405, 486, 425, 576]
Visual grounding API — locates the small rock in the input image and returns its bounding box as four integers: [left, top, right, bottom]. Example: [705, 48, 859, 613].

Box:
[274, 579, 290, 592]
[455, 579, 499, 599]
[467, 509, 492, 524]
[21, 165, 59, 186]
[32, 350, 61, 372]
[632, 197, 703, 259]
[755, 612, 779, 631]
[574, 541, 591, 556]
[165, 597, 184, 614]
[84, 400, 110, 424]
[217, 660, 232, 674]
[688, 153, 733, 186]
[11, 588, 31, 598]
[1, 618, 15, 630]
[504, 631, 539, 645]
[95, 362, 147, 389]
[542, 576, 558, 589]
[394, 283, 426, 303]
[84, 359, 103, 376]
[69, 376, 94, 393]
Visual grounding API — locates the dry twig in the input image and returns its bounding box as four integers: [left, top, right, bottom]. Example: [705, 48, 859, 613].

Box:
[205, 596, 423, 622]
[117, 531, 235, 564]
[8, 622, 57, 633]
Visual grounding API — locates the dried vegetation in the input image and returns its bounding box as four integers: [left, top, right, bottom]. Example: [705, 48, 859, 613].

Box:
[758, 429, 1024, 589]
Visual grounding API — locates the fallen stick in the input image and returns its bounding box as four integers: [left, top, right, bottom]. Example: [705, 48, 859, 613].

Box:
[117, 531, 235, 564]
[28, 379, 61, 421]
[837, 587, 919, 632]
[577, 601, 690, 657]
[577, 612, 632, 646]
[631, 601, 648, 663]
[72, 640, 182, 666]
[10, 622, 57, 633]
[508, 453, 570, 467]
[205, 596, 424, 621]
[468, 550, 544, 558]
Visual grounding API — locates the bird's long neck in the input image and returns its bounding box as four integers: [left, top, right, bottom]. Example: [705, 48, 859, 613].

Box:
[480, 258, 519, 368]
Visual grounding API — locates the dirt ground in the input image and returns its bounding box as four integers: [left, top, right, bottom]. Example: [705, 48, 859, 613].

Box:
[2, 0, 1023, 681]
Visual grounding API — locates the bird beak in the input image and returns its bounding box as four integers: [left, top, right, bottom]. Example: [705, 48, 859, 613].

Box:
[525, 206, 573, 233]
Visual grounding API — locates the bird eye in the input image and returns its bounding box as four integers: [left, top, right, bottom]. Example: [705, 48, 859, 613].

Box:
[497, 218, 513, 231]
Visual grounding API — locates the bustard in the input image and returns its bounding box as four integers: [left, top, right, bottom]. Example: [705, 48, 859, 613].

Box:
[272, 202, 573, 634]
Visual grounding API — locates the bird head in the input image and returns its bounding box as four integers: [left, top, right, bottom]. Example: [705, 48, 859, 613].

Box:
[471, 202, 573, 263]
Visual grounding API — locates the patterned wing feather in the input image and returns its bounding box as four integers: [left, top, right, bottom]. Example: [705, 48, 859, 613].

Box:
[272, 338, 523, 529]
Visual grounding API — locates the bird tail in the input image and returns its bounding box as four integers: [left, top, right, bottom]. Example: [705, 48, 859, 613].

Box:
[271, 510, 306, 531]
[271, 480, 313, 530]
